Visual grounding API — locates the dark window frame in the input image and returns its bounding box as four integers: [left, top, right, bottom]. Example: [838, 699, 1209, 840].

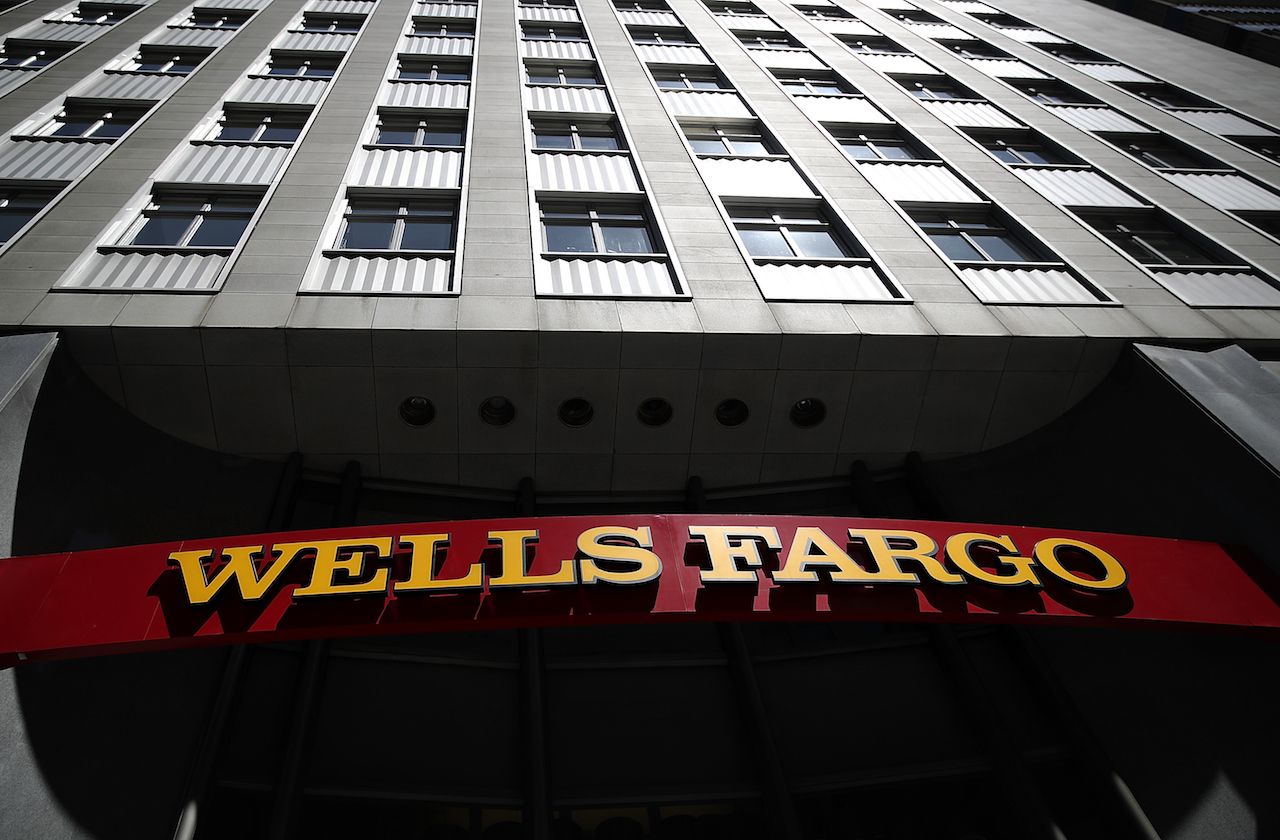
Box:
[539, 202, 662, 256]
[335, 198, 459, 253]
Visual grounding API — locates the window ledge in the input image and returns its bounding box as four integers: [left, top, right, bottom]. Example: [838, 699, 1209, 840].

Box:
[9, 134, 115, 144]
[322, 249, 455, 258]
[526, 83, 608, 89]
[245, 73, 332, 80]
[1151, 166, 1237, 175]
[97, 245, 234, 256]
[533, 147, 630, 156]
[751, 256, 873, 266]
[915, 97, 993, 105]
[1146, 263, 1255, 272]
[104, 69, 192, 77]
[853, 156, 947, 165]
[951, 260, 1068, 270]
[695, 152, 789, 161]
[387, 78, 471, 84]
[192, 139, 296, 148]
[363, 143, 464, 151]
[1004, 162, 1093, 170]
[542, 251, 667, 260]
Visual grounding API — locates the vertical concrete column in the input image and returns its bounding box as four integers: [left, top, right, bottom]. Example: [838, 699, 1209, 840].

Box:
[0, 332, 57, 557]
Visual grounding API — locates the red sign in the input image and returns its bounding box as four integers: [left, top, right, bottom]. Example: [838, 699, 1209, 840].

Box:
[0, 515, 1276, 666]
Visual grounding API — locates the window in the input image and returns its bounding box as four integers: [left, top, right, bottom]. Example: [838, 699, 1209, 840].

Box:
[521, 24, 587, 40]
[904, 79, 975, 101]
[739, 32, 798, 48]
[411, 20, 474, 36]
[1080, 211, 1230, 267]
[729, 206, 857, 259]
[1011, 81, 1098, 105]
[684, 123, 772, 155]
[57, 3, 133, 23]
[631, 29, 696, 44]
[523, 0, 577, 8]
[1117, 83, 1214, 109]
[705, 1, 763, 13]
[298, 15, 362, 32]
[0, 44, 72, 69]
[372, 114, 464, 147]
[526, 63, 599, 85]
[337, 199, 457, 251]
[653, 69, 728, 90]
[774, 72, 849, 96]
[212, 110, 307, 143]
[972, 132, 1073, 165]
[841, 36, 911, 54]
[120, 193, 260, 249]
[797, 5, 856, 19]
[833, 129, 934, 161]
[265, 54, 339, 77]
[1241, 212, 1280, 238]
[185, 11, 251, 29]
[540, 203, 659, 255]
[1104, 134, 1222, 170]
[0, 189, 57, 244]
[126, 50, 207, 74]
[1044, 44, 1114, 63]
[1235, 136, 1280, 162]
[912, 211, 1045, 262]
[34, 104, 146, 140]
[615, 0, 669, 10]
[533, 119, 622, 150]
[944, 40, 1009, 59]
[395, 59, 472, 81]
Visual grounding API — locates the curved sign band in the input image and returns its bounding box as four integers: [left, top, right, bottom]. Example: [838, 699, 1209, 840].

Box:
[1, 515, 1276, 665]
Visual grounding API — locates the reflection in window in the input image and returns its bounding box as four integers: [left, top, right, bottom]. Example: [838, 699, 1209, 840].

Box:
[1080, 211, 1231, 267]
[533, 119, 621, 150]
[37, 105, 146, 140]
[912, 211, 1045, 263]
[395, 60, 472, 81]
[730, 206, 856, 259]
[338, 200, 457, 251]
[265, 54, 339, 77]
[373, 114, 465, 147]
[652, 69, 728, 90]
[127, 50, 207, 74]
[684, 124, 771, 155]
[526, 63, 599, 85]
[0, 44, 71, 69]
[0, 189, 58, 244]
[121, 193, 260, 248]
[540, 203, 659, 255]
[212, 110, 308, 143]
[833, 130, 933, 161]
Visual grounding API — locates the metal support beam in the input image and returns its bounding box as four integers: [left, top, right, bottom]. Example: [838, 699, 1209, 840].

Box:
[266, 459, 361, 840]
[172, 452, 304, 840]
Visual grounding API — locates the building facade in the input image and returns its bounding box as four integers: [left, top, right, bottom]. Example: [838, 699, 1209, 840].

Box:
[0, 0, 1278, 835]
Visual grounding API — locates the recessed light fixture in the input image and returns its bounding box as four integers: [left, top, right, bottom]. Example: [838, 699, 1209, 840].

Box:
[479, 396, 516, 426]
[790, 398, 826, 427]
[558, 397, 594, 427]
[398, 396, 435, 427]
[715, 398, 749, 427]
[637, 397, 673, 427]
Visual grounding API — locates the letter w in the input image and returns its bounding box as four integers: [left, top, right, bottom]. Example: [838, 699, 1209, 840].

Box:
[169, 545, 294, 605]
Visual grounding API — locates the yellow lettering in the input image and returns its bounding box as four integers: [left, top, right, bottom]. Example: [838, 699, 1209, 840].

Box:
[853, 529, 964, 585]
[687, 526, 781, 583]
[577, 526, 660, 585]
[487, 529, 576, 588]
[394, 533, 482, 592]
[1033, 538, 1127, 590]
[945, 533, 1042, 587]
[775, 526, 882, 583]
[291, 538, 392, 598]
[169, 544, 292, 605]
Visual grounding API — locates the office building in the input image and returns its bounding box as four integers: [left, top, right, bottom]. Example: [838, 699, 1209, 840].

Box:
[0, 0, 1277, 835]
